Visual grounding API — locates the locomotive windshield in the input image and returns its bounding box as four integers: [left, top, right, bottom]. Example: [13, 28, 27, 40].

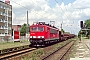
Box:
[31, 27, 44, 31]
[32, 27, 37, 31]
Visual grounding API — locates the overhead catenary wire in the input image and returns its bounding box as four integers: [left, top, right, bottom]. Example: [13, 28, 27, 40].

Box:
[10, 0, 29, 10]
[10, 0, 78, 34]
[54, 0, 70, 20]
[10, 0, 74, 22]
[54, 0, 71, 32]
[64, 2, 77, 34]
[57, 0, 77, 34]
[11, 0, 71, 22]
[10, 0, 43, 17]
[10, 0, 56, 21]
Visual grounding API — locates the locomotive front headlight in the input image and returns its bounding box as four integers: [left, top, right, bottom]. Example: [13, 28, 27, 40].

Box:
[33, 36, 36, 38]
[42, 36, 44, 38]
[30, 36, 32, 38]
[38, 36, 41, 38]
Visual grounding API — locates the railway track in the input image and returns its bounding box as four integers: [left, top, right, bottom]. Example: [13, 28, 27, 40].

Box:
[42, 41, 74, 60]
[0, 40, 74, 60]
[0, 45, 37, 60]
[0, 45, 30, 55]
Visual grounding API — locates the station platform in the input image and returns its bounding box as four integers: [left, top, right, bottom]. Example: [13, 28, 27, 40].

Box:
[70, 37, 90, 60]
[70, 58, 90, 60]
[86, 43, 90, 50]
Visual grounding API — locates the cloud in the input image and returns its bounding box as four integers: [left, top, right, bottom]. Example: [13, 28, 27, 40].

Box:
[10, 0, 90, 35]
[73, 0, 90, 9]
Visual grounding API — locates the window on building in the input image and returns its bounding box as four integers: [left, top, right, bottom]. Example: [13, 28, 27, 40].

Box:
[1, 5, 3, 8]
[0, 12, 3, 15]
[2, 26, 3, 28]
[0, 12, 2, 15]
[2, 33, 4, 34]
[8, 27, 11, 30]
[5, 33, 7, 34]
[0, 4, 1, 8]
[0, 26, 1, 29]
[0, 19, 3, 22]
[4, 6, 6, 9]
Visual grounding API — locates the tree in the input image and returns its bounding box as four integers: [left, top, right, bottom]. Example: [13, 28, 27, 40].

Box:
[78, 19, 90, 38]
[78, 30, 81, 41]
[84, 19, 90, 29]
[84, 19, 90, 35]
[20, 23, 27, 36]
[61, 29, 65, 33]
[78, 30, 81, 37]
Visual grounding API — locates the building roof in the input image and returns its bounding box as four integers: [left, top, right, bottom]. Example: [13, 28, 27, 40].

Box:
[12, 25, 21, 26]
[0, 0, 11, 6]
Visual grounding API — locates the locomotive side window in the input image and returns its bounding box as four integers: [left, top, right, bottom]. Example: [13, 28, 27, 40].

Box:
[50, 28, 57, 33]
[38, 27, 43, 31]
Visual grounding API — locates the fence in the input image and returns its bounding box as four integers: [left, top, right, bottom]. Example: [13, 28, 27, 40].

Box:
[0, 36, 29, 43]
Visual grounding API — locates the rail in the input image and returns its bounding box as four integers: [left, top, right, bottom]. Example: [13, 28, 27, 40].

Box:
[0, 45, 37, 60]
[42, 40, 74, 60]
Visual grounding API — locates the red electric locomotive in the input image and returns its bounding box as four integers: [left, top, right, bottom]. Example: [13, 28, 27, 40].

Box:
[30, 22, 61, 45]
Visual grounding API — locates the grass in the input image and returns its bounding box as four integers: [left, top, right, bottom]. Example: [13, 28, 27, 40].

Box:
[0, 40, 29, 50]
[21, 56, 29, 60]
[21, 41, 71, 60]
[70, 39, 77, 58]
[21, 39, 75, 60]
[80, 37, 90, 40]
[21, 49, 44, 60]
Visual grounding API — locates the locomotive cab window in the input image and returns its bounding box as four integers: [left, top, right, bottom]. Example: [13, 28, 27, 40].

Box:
[38, 27, 43, 31]
[31, 27, 37, 31]
[31, 27, 44, 31]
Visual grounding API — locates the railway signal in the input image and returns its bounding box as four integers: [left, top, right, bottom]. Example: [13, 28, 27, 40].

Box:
[80, 21, 84, 42]
[80, 21, 83, 29]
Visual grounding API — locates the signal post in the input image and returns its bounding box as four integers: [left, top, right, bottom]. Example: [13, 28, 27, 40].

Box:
[80, 21, 84, 42]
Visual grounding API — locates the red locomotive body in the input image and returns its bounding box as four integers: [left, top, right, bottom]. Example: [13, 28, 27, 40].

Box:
[29, 22, 75, 46]
[30, 22, 60, 45]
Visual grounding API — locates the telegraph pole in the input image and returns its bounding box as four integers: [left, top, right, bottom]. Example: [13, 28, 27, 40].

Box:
[80, 21, 83, 42]
[27, 11, 28, 27]
[26, 10, 29, 40]
[61, 23, 62, 31]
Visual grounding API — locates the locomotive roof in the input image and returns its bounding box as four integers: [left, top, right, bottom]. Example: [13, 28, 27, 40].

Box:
[31, 22, 59, 30]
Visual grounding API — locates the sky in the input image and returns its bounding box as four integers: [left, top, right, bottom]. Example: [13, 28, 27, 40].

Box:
[1, 0, 90, 35]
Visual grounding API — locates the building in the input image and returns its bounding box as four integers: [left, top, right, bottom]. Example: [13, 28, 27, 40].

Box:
[12, 25, 21, 31]
[12, 25, 21, 41]
[0, 0, 12, 40]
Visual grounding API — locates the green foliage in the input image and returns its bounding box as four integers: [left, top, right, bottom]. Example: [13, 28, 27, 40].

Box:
[78, 19, 90, 37]
[21, 56, 29, 60]
[20, 23, 27, 36]
[84, 19, 90, 29]
[83, 19, 90, 36]
[26, 49, 44, 60]
[61, 29, 65, 33]
[78, 30, 81, 38]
